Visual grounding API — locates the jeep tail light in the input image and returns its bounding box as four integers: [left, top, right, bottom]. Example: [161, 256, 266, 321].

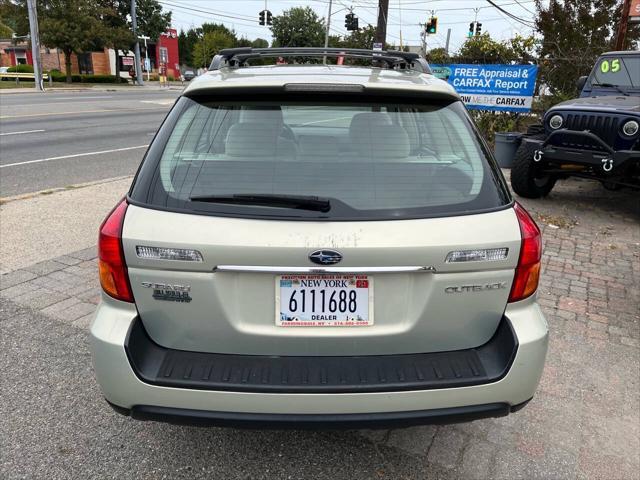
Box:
[98, 199, 133, 302]
[509, 202, 542, 303]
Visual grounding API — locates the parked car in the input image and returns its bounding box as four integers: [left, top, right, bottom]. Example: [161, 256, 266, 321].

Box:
[91, 47, 548, 429]
[182, 69, 196, 81]
[511, 51, 640, 197]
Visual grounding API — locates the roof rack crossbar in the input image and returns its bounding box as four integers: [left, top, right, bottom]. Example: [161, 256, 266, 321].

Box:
[209, 47, 431, 74]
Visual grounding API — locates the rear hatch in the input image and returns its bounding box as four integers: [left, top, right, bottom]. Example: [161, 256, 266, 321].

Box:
[123, 207, 520, 355]
[123, 91, 517, 356]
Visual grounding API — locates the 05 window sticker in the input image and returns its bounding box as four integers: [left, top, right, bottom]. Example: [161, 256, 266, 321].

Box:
[599, 58, 621, 74]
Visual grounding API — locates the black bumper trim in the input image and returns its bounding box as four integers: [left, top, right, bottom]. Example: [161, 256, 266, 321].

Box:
[523, 135, 640, 172]
[125, 317, 518, 394]
[107, 400, 531, 429]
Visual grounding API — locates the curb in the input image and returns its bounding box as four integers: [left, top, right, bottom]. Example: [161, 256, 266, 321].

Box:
[0, 85, 184, 94]
[0, 175, 133, 205]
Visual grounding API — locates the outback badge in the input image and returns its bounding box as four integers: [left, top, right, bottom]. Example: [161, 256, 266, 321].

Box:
[141, 282, 192, 303]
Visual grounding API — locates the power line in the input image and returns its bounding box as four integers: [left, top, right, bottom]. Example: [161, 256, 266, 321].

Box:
[484, 0, 535, 27]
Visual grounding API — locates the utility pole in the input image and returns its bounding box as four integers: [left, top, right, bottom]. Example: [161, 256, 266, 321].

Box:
[444, 28, 451, 56]
[26, 0, 43, 92]
[375, 0, 389, 48]
[323, 0, 333, 64]
[131, 0, 144, 86]
[615, 0, 632, 50]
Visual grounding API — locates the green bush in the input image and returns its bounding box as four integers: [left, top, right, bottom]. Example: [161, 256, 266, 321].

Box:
[81, 74, 128, 83]
[469, 111, 540, 146]
[50, 72, 81, 82]
[49, 73, 128, 83]
[7, 64, 34, 73]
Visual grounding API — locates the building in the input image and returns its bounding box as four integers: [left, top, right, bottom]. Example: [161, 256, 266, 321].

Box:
[115, 28, 180, 79]
[0, 29, 180, 78]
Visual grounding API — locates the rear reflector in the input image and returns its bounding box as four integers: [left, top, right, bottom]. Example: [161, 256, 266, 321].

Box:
[136, 246, 203, 262]
[508, 202, 542, 303]
[446, 248, 508, 263]
[98, 199, 133, 302]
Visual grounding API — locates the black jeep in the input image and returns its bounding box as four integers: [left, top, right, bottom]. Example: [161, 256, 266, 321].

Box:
[511, 51, 639, 198]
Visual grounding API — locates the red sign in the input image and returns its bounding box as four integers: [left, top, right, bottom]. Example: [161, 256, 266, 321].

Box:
[631, 0, 640, 22]
[161, 28, 178, 39]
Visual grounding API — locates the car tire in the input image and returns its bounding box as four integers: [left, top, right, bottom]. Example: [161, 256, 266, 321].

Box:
[511, 134, 556, 199]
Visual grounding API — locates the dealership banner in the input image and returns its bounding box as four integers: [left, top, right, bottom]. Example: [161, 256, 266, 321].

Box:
[430, 64, 538, 113]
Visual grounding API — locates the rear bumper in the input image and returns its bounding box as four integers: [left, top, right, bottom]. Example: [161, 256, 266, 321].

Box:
[90, 294, 548, 427]
[107, 400, 531, 429]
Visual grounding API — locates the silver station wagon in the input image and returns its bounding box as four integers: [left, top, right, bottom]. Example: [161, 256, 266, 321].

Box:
[91, 48, 548, 428]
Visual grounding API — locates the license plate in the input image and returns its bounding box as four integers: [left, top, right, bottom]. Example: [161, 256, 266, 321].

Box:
[276, 274, 373, 327]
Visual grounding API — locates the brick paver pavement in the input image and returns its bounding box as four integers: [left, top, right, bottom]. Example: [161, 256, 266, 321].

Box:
[1, 176, 638, 479]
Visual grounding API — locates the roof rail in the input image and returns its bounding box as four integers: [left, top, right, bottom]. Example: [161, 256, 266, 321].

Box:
[209, 47, 431, 74]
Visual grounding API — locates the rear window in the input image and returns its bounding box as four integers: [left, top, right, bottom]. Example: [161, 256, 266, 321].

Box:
[130, 95, 510, 220]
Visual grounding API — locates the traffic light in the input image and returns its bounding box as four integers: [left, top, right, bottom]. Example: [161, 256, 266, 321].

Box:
[259, 10, 265, 25]
[475, 22, 482, 36]
[426, 16, 437, 34]
[345, 13, 358, 31]
[468, 22, 474, 38]
[266, 10, 273, 25]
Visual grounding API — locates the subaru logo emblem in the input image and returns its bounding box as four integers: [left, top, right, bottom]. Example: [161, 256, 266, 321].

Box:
[309, 249, 342, 265]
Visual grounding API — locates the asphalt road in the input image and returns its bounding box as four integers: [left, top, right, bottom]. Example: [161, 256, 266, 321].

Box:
[0, 89, 180, 197]
[0, 296, 420, 480]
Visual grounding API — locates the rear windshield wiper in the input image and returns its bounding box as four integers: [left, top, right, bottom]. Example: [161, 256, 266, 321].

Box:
[189, 193, 331, 212]
[591, 82, 630, 96]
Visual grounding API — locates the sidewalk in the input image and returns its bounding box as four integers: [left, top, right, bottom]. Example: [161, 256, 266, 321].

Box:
[0, 176, 132, 273]
[0, 83, 185, 94]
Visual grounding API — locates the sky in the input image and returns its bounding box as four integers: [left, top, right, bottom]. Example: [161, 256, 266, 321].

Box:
[159, 0, 540, 53]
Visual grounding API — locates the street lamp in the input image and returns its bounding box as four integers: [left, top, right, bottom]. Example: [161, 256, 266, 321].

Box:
[138, 35, 151, 81]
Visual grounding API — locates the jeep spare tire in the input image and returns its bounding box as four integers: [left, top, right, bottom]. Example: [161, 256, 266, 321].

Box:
[511, 134, 556, 198]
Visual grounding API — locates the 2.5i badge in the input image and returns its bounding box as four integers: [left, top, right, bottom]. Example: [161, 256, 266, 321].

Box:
[141, 282, 192, 303]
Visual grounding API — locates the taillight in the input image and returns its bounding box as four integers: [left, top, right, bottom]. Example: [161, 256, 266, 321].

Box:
[98, 199, 133, 302]
[508, 202, 542, 303]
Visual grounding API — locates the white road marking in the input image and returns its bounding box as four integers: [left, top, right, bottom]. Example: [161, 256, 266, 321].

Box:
[0, 107, 167, 119]
[0, 129, 45, 136]
[54, 96, 114, 100]
[140, 99, 175, 105]
[0, 145, 148, 168]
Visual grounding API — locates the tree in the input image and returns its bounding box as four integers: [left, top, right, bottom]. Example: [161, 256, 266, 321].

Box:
[535, 0, 640, 96]
[0, 19, 13, 37]
[454, 32, 535, 65]
[426, 47, 448, 65]
[339, 25, 377, 50]
[192, 30, 235, 68]
[135, 0, 171, 40]
[98, 0, 133, 81]
[251, 38, 269, 49]
[39, 0, 106, 83]
[200, 22, 236, 39]
[0, 0, 27, 36]
[270, 6, 325, 47]
[178, 28, 199, 66]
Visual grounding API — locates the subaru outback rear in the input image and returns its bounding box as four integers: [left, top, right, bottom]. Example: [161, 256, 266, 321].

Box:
[90, 48, 548, 429]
